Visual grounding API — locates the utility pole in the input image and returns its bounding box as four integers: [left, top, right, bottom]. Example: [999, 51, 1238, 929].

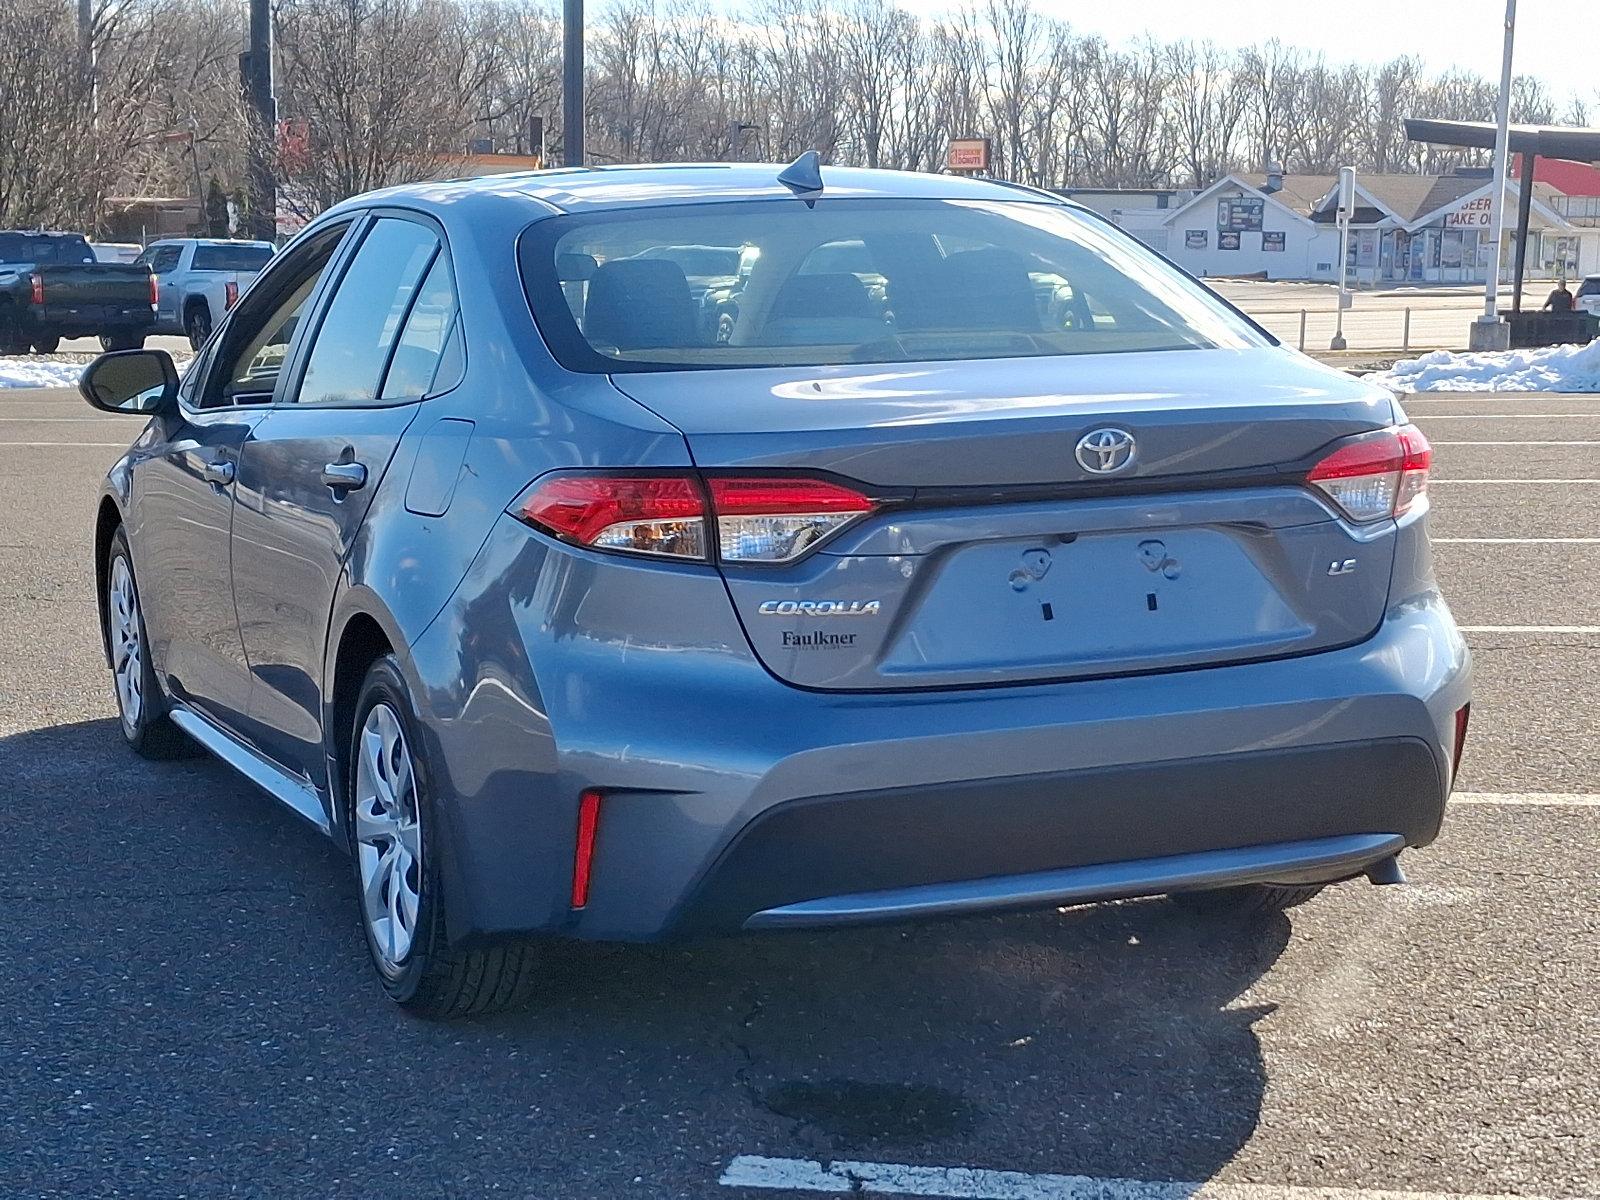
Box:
[1471, 0, 1516, 351]
[562, 0, 584, 167]
[77, 0, 96, 119]
[243, 0, 277, 243]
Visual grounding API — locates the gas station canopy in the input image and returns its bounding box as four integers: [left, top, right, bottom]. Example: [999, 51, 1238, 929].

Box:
[1404, 119, 1600, 164]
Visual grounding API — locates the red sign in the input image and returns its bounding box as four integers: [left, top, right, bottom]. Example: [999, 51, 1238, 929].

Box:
[947, 137, 991, 173]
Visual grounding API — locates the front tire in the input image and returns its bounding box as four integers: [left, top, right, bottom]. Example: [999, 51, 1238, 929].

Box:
[31, 334, 60, 354]
[0, 305, 28, 354]
[1170, 882, 1326, 917]
[348, 656, 543, 1017]
[105, 528, 190, 759]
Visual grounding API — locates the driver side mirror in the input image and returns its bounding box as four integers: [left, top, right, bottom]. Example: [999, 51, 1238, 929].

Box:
[79, 350, 179, 415]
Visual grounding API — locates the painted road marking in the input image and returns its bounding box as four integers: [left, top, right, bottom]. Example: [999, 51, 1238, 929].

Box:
[0, 441, 129, 448]
[1459, 625, 1600, 633]
[719, 1156, 1559, 1199]
[1430, 479, 1600, 484]
[1430, 440, 1600, 445]
[1453, 793, 1600, 807]
[1434, 537, 1600, 544]
[1410, 413, 1600, 420]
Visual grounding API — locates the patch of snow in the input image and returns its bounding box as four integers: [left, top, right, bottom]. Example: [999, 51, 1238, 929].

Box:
[1366, 337, 1600, 393]
[0, 359, 85, 389]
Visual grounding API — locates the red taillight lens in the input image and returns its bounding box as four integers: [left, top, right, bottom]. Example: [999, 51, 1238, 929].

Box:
[571, 789, 601, 908]
[148, 273, 158, 311]
[515, 473, 877, 563]
[1451, 703, 1471, 784]
[1306, 424, 1430, 522]
[519, 475, 706, 559]
[709, 477, 875, 562]
[30, 273, 44, 305]
[225, 279, 239, 309]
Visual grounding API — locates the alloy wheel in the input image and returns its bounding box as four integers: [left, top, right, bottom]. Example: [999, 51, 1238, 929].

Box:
[108, 556, 144, 733]
[354, 702, 424, 971]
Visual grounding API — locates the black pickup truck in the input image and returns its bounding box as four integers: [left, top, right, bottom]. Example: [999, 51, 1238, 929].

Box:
[0, 231, 156, 354]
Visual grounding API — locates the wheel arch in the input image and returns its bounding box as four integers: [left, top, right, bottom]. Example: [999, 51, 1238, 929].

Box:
[323, 593, 410, 846]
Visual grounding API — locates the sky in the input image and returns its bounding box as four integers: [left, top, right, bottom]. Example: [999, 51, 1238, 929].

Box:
[883, 0, 1585, 97]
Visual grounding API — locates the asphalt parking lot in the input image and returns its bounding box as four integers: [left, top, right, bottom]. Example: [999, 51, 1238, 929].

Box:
[0, 385, 1595, 1199]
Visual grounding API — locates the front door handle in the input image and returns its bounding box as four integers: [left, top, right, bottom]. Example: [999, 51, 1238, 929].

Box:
[201, 459, 235, 486]
[321, 461, 368, 492]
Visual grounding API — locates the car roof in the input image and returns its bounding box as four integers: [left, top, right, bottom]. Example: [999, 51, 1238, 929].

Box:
[326, 163, 1071, 219]
[150, 237, 274, 247]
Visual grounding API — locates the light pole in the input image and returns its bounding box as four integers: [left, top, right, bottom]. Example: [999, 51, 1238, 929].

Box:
[1331, 166, 1355, 351]
[563, 0, 584, 166]
[1471, 0, 1516, 351]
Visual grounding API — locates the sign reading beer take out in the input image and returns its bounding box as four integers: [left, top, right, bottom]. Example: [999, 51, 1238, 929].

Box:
[947, 137, 991, 172]
[1444, 193, 1495, 229]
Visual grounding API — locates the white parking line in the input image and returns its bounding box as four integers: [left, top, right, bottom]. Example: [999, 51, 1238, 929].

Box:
[1458, 626, 1600, 634]
[1430, 479, 1600, 484]
[1434, 537, 1600, 544]
[1430, 440, 1600, 445]
[719, 1156, 1555, 1199]
[1453, 793, 1600, 807]
[0, 442, 128, 448]
[1410, 413, 1600, 420]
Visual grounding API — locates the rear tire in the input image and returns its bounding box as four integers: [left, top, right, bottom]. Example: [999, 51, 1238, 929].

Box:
[31, 334, 60, 354]
[99, 333, 146, 352]
[0, 305, 28, 354]
[105, 528, 191, 760]
[185, 303, 212, 350]
[1171, 883, 1326, 917]
[348, 656, 544, 1018]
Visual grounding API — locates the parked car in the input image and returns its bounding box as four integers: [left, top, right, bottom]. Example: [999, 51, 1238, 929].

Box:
[91, 242, 145, 264]
[135, 238, 275, 349]
[1574, 273, 1600, 317]
[0, 231, 155, 354]
[81, 162, 1470, 1017]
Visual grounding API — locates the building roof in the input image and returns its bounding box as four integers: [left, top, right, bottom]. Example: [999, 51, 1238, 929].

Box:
[1514, 157, 1600, 197]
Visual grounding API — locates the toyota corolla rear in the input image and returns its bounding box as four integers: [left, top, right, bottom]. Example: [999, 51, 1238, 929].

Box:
[415, 189, 1471, 942]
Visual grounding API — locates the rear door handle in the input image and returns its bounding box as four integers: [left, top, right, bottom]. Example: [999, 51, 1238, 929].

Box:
[201, 459, 235, 486]
[321, 461, 368, 492]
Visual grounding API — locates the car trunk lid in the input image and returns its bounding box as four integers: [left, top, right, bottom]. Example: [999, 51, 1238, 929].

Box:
[610, 347, 1404, 690]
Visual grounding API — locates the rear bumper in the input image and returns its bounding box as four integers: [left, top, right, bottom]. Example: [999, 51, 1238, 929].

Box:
[410, 522, 1470, 943]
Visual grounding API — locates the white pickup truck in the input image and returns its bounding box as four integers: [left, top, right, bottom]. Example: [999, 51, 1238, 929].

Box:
[134, 238, 275, 349]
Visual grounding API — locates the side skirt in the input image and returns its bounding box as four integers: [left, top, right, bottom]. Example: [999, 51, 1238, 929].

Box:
[168, 706, 333, 836]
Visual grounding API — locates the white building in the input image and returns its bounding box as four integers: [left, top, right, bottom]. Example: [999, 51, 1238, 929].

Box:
[1088, 169, 1600, 285]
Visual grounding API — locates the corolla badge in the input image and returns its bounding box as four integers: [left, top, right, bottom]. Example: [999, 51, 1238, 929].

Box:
[1075, 427, 1137, 475]
[758, 599, 882, 616]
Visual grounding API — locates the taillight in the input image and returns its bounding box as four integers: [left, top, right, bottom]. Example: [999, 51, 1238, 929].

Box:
[29, 274, 43, 305]
[709, 477, 875, 562]
[514, 473, 877, 564]
[225, 279, 239, 309]
[1306, 424, 1431, 522]
[148, 273, 158, 311]
[519, 475, 707, 559]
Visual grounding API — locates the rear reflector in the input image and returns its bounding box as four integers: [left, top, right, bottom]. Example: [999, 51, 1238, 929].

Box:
[224, 279, 240, 310]
[515, 473, 877, 564]
[1451, 703, 1471, 783]
[571, 789, 602, 909]
[1306, 424, 1431, 522]
[148, 273, 158, 311]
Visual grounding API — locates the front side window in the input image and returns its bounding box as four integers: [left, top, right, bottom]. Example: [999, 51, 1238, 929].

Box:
[520, 198, 1267, 373]
[295, 218, 440, 406]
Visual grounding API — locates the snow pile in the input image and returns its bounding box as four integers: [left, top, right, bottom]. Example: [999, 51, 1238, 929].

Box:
[1366, 336, 1600, 393]
[0, 359, 85, 389]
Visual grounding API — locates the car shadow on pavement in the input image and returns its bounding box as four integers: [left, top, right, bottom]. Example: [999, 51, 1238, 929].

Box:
[3, 717, 1289, 1192]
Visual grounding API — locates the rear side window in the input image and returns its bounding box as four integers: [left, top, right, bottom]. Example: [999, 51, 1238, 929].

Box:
[147, 246, 183, 273]
[1577, 278, 1600, 298]
[295, 218, 439, 406]
[0, 233, 93, 265]
[520, 198, 1266, 373]
[380, 252, 459, 399]
[193, 244, 274, 272]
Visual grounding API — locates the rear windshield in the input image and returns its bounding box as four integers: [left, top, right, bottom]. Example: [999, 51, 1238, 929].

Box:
[519, 198, 1267, 373]
[1577, 278, 1600, 298]
[193, 243, 273, 272]
[0, 233, 94, 265]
